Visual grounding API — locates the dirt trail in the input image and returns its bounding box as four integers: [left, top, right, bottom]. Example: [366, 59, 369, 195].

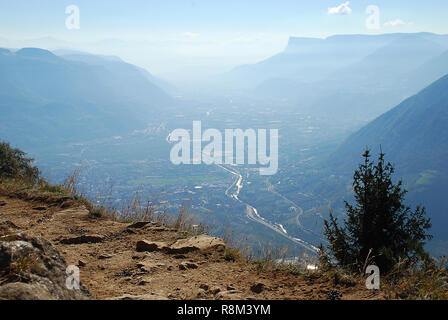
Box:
[0, 194, 383, 300]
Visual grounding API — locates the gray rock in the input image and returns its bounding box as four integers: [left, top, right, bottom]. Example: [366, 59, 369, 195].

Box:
[0, 235, 91, 300]
[168, 235, 225, 254]
[0, 283, 54, 300]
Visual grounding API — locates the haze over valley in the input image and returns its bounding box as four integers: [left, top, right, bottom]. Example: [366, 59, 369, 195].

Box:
[2, 1, 448, 258]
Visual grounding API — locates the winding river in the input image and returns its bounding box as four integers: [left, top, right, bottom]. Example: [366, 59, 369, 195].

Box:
[216, 164, 318, 254]
[165, 133, 318, 254]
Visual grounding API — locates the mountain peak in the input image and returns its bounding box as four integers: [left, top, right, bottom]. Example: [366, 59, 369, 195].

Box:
[0, 48, 11, 55]
[15, 48, 59, 60]
[285, 37, 324, 52]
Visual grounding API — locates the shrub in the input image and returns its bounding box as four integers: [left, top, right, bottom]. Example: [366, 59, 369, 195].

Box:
[223, 247, 241, 262]
[324, 149, 432, 274]
[0, 141, 39, 184]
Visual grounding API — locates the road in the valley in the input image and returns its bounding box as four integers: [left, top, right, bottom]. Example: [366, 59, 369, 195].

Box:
[165, 134, 318, 254]
[267, 182, 323, 239]
[217, 164, 318, 254]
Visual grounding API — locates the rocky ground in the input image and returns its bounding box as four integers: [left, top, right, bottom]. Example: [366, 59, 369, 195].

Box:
[0, 192, 384, 300]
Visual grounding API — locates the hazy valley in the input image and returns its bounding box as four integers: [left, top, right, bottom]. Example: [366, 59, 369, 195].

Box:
[2, 31, 448, 258]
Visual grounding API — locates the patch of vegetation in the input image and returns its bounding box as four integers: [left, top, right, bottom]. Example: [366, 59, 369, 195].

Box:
[39, 184, 66, 194]
[321, 268, 358, 288]
[0, 141, 39, 184]
[0, 142, 211, 240]
[0, 252, 39, 284]
[223, 248, 241, 262]
[324, 149, 432, 274]
[247, 246, 290, 271]
[382, 257, 448, 299]
[9, 254, 38, 276]
[319, 148, 447, 299]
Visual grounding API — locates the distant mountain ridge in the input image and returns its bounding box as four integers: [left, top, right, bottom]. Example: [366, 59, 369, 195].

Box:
[53, 50, 177, 95]
[330, 73, 448, 245]
[0, 47, 172, 147]
[221, 32, 448, 120]
[303, 35, 447, 119]
[286, 32, 448, 51]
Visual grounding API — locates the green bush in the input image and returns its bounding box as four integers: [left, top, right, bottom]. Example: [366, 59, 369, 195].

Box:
[223, 247, 241, 262]
[324, 149, 432, 274]
[0, 141, 40, 184]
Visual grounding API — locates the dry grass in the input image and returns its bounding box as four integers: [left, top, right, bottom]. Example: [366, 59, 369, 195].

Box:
[111, 190, 209, 235]
[382, 257, 448, 299]
[308, 255, 448, 299]
[243, 243, 320, 275]
[237, 243, 447, 299]
[0, 251, 39, 285]
[1, 170, 210, 238]
[223, 247, 242, 262]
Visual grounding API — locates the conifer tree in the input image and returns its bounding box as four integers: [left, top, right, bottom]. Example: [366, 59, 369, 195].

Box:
[324, 149, 432, 273]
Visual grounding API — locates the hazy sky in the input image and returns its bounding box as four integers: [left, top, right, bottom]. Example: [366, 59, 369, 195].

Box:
[1, 0, 448, 78]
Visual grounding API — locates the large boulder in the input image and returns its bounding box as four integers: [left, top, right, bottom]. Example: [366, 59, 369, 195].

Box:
[168, 235, 226, 254]
[0, 234, 91, 300]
